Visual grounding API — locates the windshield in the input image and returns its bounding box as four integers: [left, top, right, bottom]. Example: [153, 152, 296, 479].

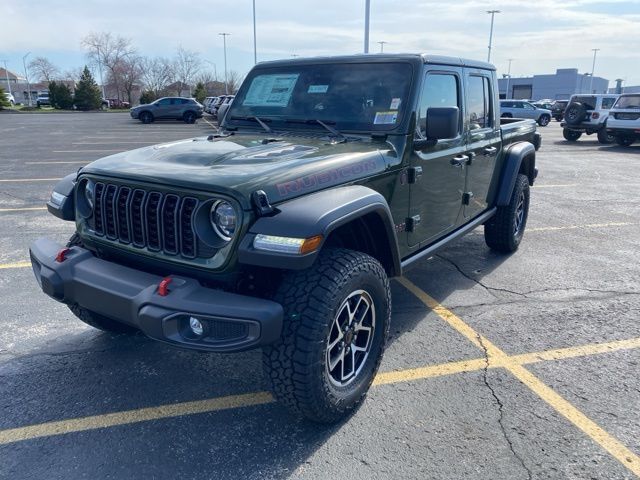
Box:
[226, 62, 413, 133]
[615, 95, 640, 109]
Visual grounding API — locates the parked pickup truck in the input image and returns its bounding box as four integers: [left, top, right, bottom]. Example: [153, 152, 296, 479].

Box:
[30, 54, 540, 422]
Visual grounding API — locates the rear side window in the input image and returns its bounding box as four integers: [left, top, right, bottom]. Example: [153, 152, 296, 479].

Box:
[467, 76, 492, 129]
[417, 72, 460, 137]
[601, 97, 617, 109]
[572, 96, 596, 110]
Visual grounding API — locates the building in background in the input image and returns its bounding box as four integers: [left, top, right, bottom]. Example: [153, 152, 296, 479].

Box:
[1, 67, 26, 90]
[608, 79, 640, 94]
[498, 68, 609, 100]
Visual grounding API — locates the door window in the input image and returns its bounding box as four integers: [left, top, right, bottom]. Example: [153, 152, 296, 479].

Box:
[156, 98, 172, 106]
[601, 97, 616, 109]
[417, 73, 460, 137]
[468, 76, 492, 129]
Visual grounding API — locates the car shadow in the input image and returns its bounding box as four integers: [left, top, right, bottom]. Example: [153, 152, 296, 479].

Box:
[0, 233, 509, 479]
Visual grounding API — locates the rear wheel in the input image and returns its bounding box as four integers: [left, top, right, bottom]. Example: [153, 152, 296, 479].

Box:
[537, 115, 550, 127]
[263, 248, 391, 423]
[563, 128, 582, 142]
[183, 111, 196, 124]
[597, 129, 615, 144]
[615, 135, 635, 147]
[140, 111, 153, 124]
[484, 174, 530, 253]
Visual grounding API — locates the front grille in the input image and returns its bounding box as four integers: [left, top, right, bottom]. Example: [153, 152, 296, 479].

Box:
[92, 182, 198, 258]
[614, 112, 640, 121]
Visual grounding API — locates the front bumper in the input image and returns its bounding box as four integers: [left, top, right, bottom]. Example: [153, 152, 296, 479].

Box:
[29, 238, 283, 352]
[130, 110, 139, 119]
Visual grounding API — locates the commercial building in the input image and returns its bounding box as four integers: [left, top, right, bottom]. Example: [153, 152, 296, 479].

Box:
[498, 68, 609, 101]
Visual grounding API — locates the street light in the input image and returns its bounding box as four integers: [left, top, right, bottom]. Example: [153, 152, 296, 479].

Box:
[22, 52, 31, 107]
[505, 58, 513, 99]
[377, 41, 387, 53]
[219, 33, 231, 94]
[364, 0, 371, 53]
[2, 60, 12, 96]
[486, 10, 500, 63]
[252, 0, 257, 64]
[589, 48, 600, 93]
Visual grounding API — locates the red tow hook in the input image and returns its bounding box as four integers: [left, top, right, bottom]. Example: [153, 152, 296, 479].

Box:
[55, 248, 71, 263]
[157, 276, 173, 297]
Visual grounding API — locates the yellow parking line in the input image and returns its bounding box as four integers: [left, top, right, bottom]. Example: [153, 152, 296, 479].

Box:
[513, 337, 640, 365]
[0, 206, 46, 212]
[528, 222, 636, 232]
[0, 261, 32, 269]
[202, 117, 218, 130]
[0, 178, 61, 183]
[398, 277, 640, 477]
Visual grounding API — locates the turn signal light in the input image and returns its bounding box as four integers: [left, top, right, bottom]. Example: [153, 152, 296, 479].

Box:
[300, 235, 324, 255]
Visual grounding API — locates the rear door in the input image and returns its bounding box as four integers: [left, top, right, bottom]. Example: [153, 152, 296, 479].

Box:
[408, 66, 466, 247]
[463, 69, 502, 219]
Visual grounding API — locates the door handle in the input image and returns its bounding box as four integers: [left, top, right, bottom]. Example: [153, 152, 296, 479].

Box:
[483, 146, 498, 156]
[450, 155, 469, 167]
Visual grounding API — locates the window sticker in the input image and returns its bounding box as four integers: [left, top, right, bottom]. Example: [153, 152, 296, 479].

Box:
[373, 111, 398, 125]
[308, 85, 329, 94]
[243, 74, 300, 107]
[390, 98, 401, 110]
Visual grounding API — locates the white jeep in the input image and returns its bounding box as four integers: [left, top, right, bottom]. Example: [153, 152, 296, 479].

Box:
[561, 94, 619, 144]
[606, 94, 640, 147]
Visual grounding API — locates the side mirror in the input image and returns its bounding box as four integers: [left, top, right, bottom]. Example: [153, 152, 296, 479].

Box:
[425, 107, 459, 140]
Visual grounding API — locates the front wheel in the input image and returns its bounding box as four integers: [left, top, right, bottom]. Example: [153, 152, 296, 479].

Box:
[263, 248, 391, 423]
[484, 174, 530, 253]
[140, 111, 153, 124]
[563, 128, 582, 142]
[597, 129, 615, 144]
[537, 115, 550, 127]
[615, 135, 635, 147]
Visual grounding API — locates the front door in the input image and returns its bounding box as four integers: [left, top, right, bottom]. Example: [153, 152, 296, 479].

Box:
[463, 69, 502, 218]
[408, 67, 466, 248]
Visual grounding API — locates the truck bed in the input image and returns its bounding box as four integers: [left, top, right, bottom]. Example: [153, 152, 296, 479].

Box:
[500, 117, 539, 148]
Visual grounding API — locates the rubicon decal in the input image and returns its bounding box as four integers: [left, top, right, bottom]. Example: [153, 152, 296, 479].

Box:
[276, 158, 378, 196]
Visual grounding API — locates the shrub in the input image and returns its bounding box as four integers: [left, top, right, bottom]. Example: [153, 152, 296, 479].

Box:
[193, 82, 206, 103]
[74, 66, 102, 110]
[139, 90, 156, 105]
[0, 85, 9, 109]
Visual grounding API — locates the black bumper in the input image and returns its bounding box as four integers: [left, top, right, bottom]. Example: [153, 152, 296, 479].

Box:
[29, 238, 283, 353]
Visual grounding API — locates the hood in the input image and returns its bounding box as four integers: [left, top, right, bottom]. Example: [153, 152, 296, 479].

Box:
[80, 133, 395, 209]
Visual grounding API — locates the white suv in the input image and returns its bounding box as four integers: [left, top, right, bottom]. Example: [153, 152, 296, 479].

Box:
[561, 94, 619, 144]
[606, 94, 640, 147]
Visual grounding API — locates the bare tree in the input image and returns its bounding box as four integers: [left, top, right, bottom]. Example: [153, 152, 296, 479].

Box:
[195, 70, 217, 86]
[225, 70, 244, 94]
[82, 32, 135, 100]
[112, 57, 143, 104]
[140, 56, 174, 96]
[63, 67, 84, 83]
[172, 46, 201, 94]
[28, 57, 60, 82]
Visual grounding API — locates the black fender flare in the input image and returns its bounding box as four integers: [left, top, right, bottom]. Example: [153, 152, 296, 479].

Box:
[46, 173, 77, 221]
[495, 142, 536, 207]
[238, 185, 401, 276]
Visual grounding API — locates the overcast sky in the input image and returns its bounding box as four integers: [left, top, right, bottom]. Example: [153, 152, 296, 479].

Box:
[3, 0, 640, 87]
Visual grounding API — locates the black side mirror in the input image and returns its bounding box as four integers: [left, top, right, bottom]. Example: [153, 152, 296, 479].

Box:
[413, 107, 459, 151]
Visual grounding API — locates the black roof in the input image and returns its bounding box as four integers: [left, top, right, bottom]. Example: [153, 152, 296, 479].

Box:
[256, 53, 495, 71]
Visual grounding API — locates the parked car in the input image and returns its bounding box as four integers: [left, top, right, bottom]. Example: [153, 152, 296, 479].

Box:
[500, 100, 552, 126]
[532, 100, 554, 110]
[208, 96, 224, 115]
[606, 93, 640, 147]
[32, 53, 541, 423]
[212, 95, 235, 117]
[105, 98, 131, 109]
[216, 97, 233, 122]
[3, 92, 15, 106]
[129, 97, 204, 124]
[203, 96, 216, 113]
[561, 94, 619, 144]
[36, 93, 51, 107]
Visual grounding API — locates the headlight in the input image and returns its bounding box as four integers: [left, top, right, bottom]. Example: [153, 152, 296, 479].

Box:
[210, 200, 237, 241]
[84, 180, 95, 210]
[77, 178, 95, 218]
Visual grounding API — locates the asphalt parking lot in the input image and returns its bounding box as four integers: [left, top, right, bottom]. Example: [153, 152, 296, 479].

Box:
[0, 112, 639, 479]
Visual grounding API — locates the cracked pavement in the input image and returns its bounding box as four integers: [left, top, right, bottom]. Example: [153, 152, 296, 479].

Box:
[0, 114, 639, 479]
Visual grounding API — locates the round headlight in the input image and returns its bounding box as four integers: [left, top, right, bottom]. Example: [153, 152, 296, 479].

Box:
[84, 180, 95, 210]
[77, 179, 95, 218]
[210, 200, 237, 241]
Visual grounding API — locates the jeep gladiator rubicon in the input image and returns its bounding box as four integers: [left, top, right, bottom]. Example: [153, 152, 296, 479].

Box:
[30, 54, 540, 422]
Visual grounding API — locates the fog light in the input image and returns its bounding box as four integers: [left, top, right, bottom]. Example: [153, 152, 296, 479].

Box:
[189, 317, 204, 336]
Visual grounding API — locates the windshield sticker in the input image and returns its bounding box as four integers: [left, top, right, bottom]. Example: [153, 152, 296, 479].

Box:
[243, 74, 300, 107]
[308, 85, 329, 94]
[373, 111, 398, 125]
[390, 98, 401, 110]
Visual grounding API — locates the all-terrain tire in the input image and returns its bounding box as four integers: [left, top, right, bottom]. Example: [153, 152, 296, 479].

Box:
[615, 135, 635, 147]
[564, 102, 587, 126]
[484, 174, 530, 253]
[597, 129, 615, 144]
[65, 234, 137, 333]
[563, 128, 582, 142]
[263, 248, 391, 423]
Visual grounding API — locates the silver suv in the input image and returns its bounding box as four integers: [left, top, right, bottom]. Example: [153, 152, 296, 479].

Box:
[606, 94, 640, 147]
[500, 100, 552, 127]
[130, 97, 204, 124]
[561, 94, 619, 144]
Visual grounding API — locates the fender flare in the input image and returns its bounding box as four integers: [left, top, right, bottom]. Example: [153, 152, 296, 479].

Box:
[495, 142, 536, 207]
[46, 173, 77, 221]
[238, 185, 401, 276]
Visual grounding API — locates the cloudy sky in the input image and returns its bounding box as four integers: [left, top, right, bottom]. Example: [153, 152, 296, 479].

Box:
[3, 0, 640, 86]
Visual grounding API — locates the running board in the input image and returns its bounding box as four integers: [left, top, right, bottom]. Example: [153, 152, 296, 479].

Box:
[400, 208, 497, 273]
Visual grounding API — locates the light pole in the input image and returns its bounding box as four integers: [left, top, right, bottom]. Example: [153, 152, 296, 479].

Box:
[364, 0, 371, 53]
[377, 41, 387, 53]
[252, 0, 257, 64]
[2, 60, 11, 96]
[219, 33, 231, 94]
[486, 10, 500, 63]
[505, 58, 513, 99]
[589, 48, 600, 93]
[22, 52, 31, 107]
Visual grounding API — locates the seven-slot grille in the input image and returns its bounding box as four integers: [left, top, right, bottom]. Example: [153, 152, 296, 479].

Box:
[92, 182, 199, 258]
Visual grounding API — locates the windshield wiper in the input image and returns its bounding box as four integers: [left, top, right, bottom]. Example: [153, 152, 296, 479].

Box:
[284, 118, 348, 142]
[230, 115, 273, 133]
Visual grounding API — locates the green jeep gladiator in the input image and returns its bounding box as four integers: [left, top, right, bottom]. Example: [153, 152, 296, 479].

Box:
[30, 54, 540, 422]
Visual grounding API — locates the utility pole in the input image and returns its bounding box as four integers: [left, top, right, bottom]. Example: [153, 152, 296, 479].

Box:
[219, 33, 231, 94]
[2, 60, 11, 96]
[252, 0, 257, 64]
[377, 41, 387, 53]
[505, 58, 513, 99]
[364, 0, 371, 53]
[22, 52, 31, 107]
[486, 10, 500, 63]
[589, 48, 600, 93]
